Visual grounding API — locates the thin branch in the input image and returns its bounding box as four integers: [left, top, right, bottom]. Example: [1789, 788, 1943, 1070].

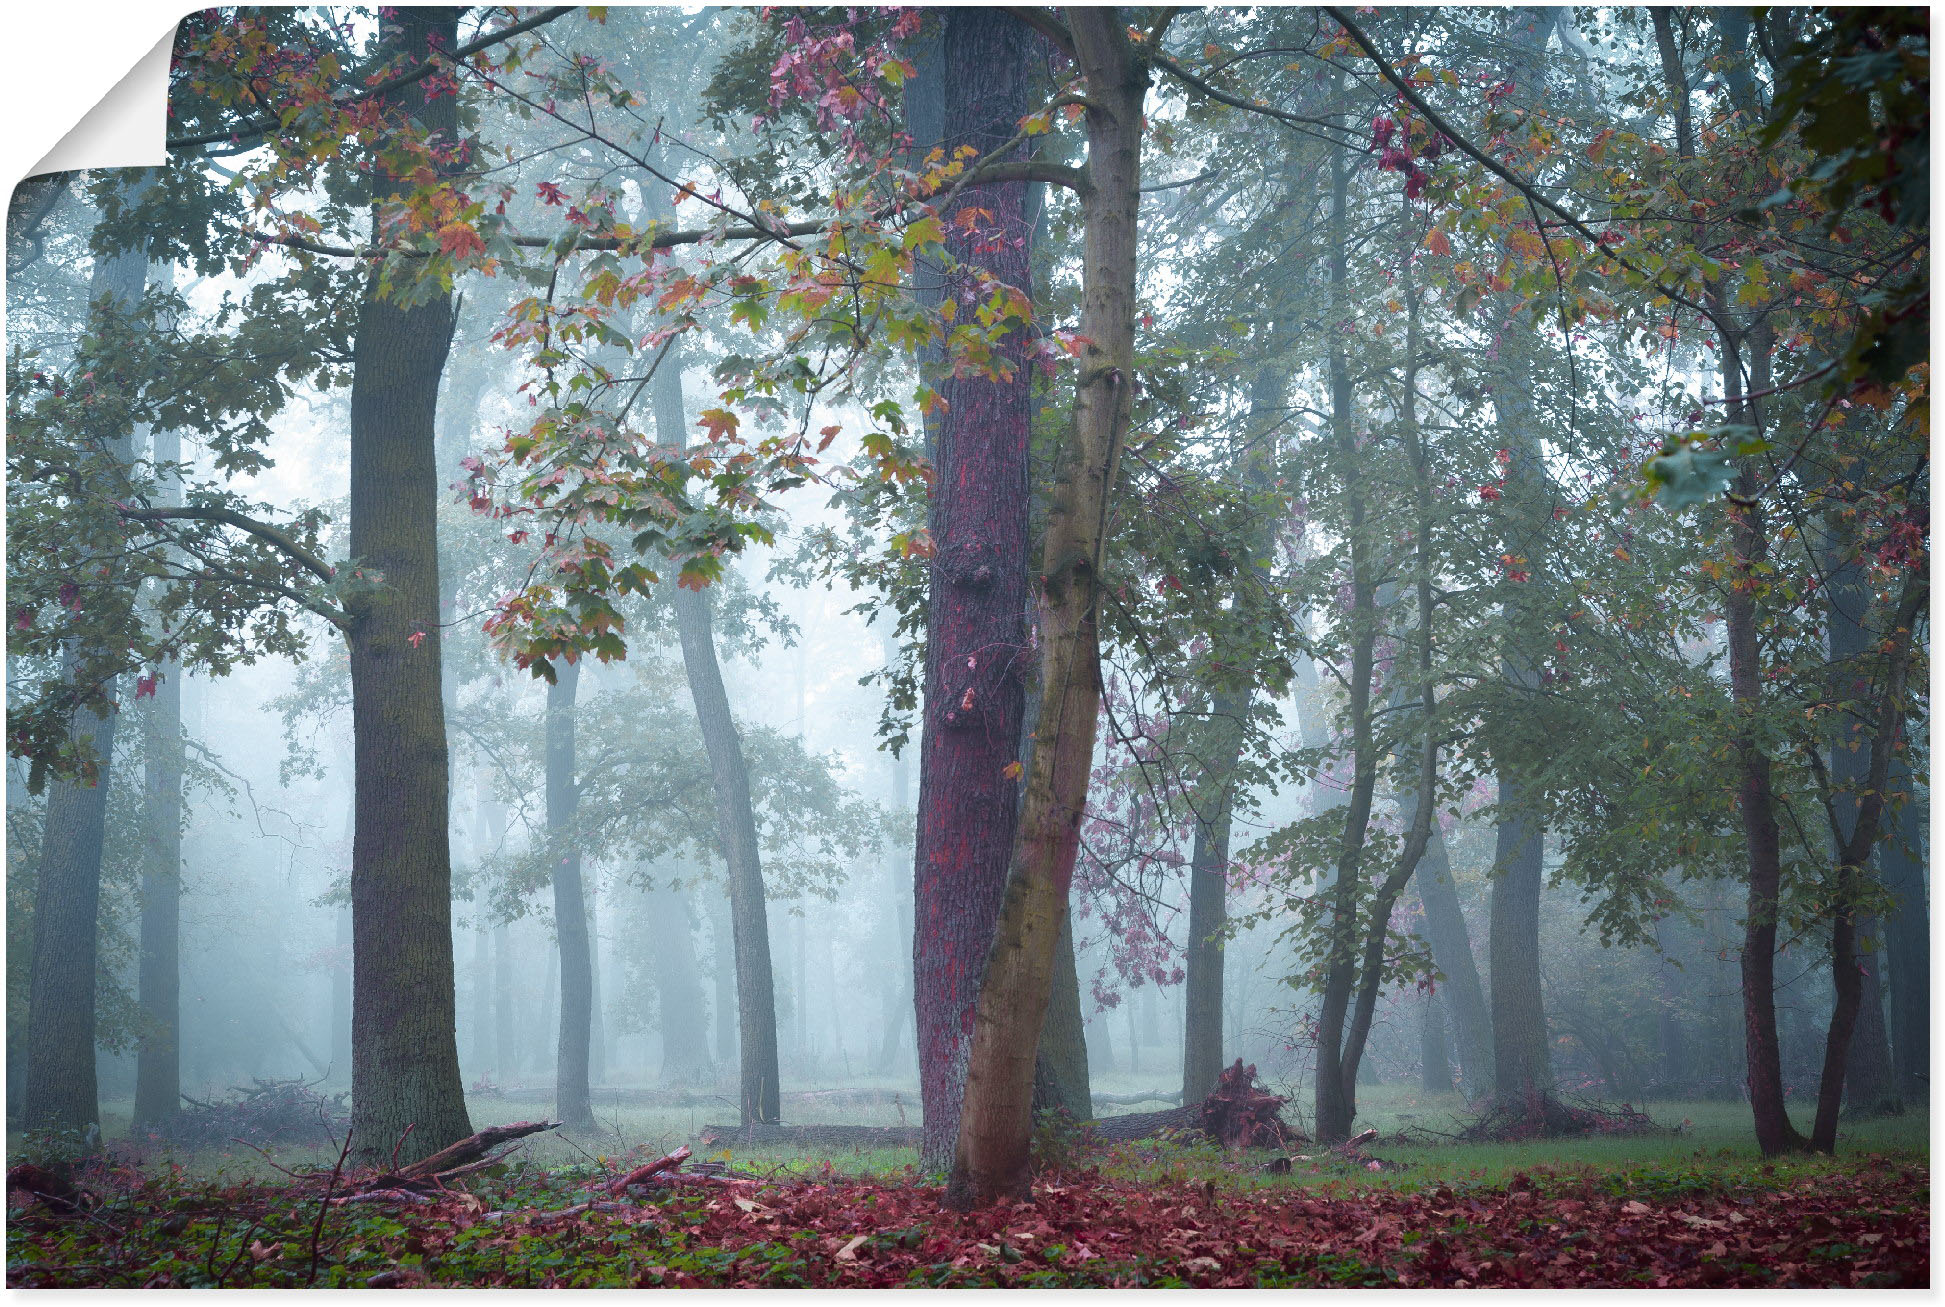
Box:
[1322, 6, 1742, 345]
[168, 7, 577, 152]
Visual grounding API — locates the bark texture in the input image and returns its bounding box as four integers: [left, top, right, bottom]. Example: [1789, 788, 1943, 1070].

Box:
[1415, 827, 1492, 1095]
[945, 8, 1143, 1209]
[546, 660, 594, 1130]
[1880, 751, 1928, 1098]
[344, 4, 472, 1164]
[912, 5, 1040, 1172]
[133, 420, 184, 1132]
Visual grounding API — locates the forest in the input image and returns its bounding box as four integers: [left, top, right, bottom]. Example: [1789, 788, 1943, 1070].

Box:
[3, 3, 1928, 1289]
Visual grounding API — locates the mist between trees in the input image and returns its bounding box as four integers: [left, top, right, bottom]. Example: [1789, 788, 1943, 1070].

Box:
[4, 4, 1925, 1211]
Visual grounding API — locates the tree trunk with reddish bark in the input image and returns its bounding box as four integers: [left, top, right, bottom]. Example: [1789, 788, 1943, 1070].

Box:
[911, 6, 1041, 1172]
[944, 7, 1144, 1210]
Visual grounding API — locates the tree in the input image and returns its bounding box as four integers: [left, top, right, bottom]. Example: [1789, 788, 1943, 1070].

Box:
[20, 172, 154, 1137]
[909, 6, 1043, 1172]
[133, 415, 185, 1132]
[946, 5, 1146, 1210]
[544, 659, 594, 1130]
[342, 7, 473, 1162]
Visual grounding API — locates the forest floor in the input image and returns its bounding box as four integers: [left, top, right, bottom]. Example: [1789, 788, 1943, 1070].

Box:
[9, 1084, 1928, 1287]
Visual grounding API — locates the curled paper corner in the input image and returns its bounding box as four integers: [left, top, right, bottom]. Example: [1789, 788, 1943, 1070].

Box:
[25, 23, 177, 183]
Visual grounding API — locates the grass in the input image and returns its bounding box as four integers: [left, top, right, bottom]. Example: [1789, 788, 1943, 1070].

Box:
[57, 1078, 1927, 1196]
[10, 1080, 1928, 1288]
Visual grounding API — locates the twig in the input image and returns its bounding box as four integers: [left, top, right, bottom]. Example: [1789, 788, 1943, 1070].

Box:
[389, 1123, 416, 1174]
[308, 1128, 353, 1287]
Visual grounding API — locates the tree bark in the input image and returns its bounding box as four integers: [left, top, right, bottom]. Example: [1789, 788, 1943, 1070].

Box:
[945, 7, 1143, 1209]
[545, 659, 594, 1130]
[344, 5, 472, 1164]
[1824, 540, 1896, 1112]
[1880, 750, 1928, 1099]
[23, 175, 154, 1138]
[1419, 985, 1453, 1093]
[912, 5, 1041, 1172]
[674, 586, 782, 1123]
[707, 888, 738, 1069]
[1311, 131, 1379, 1149]
[133, 421, 184, 1132]
[1415, 825, 1492, 1095]
[1034, 907, 1092, 1119]
[1487, 794, 1551, 1101]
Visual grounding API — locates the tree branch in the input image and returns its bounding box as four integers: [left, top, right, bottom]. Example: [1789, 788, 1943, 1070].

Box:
[118, 504, 337, 585]
[167, 6, 577, 152]
[1321, 6, 1741, 345]
[1001, 6, 1077, 60]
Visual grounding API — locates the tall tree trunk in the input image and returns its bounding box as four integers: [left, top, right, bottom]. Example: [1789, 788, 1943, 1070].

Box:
[1311, 129, 1379, 1149]
[23, 174, 154, 1137]
[332, 901, 352, 1084]
[1824, 540, 1896, 1112]
[912, 5, 1040, 1172]
[1880, 751, 1928, 1099]
[1487, 797, 1550, 1102]
[945, 8, 1143, 1209]
[344, 5, 471, 1163]
[1420, 985, 1453, 1093]
[546, 660, 594, 1130]
[493, 923, 513, 1083]
[133, 421, 185, 1132]
[646, 878, 713, 1086]
[671, 588, 780, 1122]
[1180, 361, 1280, 1104]
[1034, 908, 1091, 1119]
[1415, 826, 1492, 1095]
[1480, 4, 1560, 1124]
[1316, 199, 1442, 1139]
[707, 891, 738, 1069]
[640, 308, 780, 1121]
[587, 873, 608, 1087]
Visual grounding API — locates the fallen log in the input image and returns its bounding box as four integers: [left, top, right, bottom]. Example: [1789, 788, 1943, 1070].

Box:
[391, 1119, 561, 1183]
[1090, 1090, 1182, 1107]
[1078, 1105, 1203, 1142]
[608, 1146, 691, 1194]
[698, 1123, 921, 1150]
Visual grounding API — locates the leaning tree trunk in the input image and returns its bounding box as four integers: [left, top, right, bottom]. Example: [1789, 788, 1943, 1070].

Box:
[23, 175, 154, 1138]
[945, 7, 1143, 1211]
[133, 416, 185, 1132]
[1824, 539, 1896, 1112]
[545, 659, 594, 1130]
[910, 5, 1040, 1172]
[643, 335, 782, 1126]
[344, 4, 472, 1164]
[1415, 823, 1492, 1095]
[672, 584, 782, 1124]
